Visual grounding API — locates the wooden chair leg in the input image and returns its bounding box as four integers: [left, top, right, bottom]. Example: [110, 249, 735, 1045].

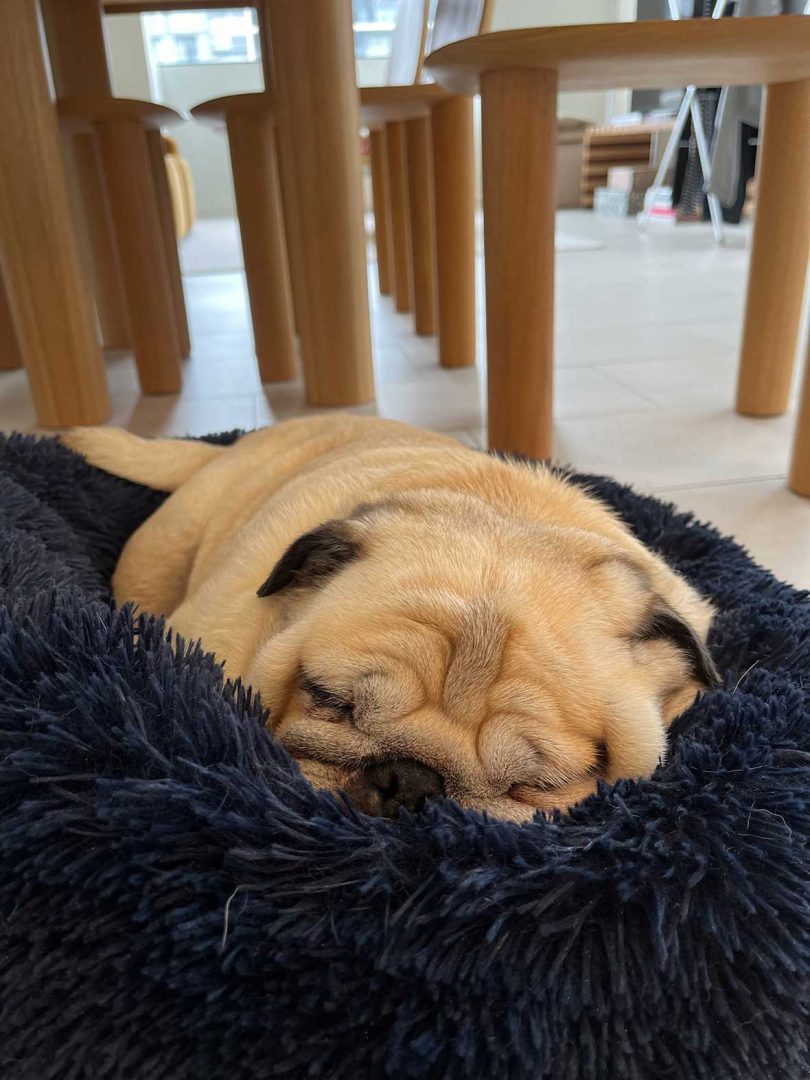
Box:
[405, 116, 438, 336]
[274, 125, 307, 339]
[431, 96, 476, 368]
[146, 128, 191, 359]
[64, 133, 132, 350]
[0, 0, 109, 426]
[41, 0, 131, 351]
[385, 120, 413, 314]
[737, 79, 810, 417]
[788, 334, 810, 497]
[369, 128, 394, 297]
[266, 0, 374, 407]
[0, 272, 23, 371]
[227, 112, 298, 383]
[481, 68, 557, 460]
[96, 118, 182, 395]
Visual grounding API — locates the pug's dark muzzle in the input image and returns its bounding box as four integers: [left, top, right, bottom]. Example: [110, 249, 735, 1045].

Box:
[343, 759, 444, 817]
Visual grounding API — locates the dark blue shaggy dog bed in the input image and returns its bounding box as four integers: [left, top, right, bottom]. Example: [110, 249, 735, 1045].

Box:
[0, 431, 808, 1080]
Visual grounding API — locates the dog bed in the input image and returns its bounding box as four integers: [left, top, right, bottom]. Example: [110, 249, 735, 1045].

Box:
[0, 431, 807, 1080]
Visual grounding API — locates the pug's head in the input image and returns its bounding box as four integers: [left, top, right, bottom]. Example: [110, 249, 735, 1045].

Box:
[248, 494, 719, 823]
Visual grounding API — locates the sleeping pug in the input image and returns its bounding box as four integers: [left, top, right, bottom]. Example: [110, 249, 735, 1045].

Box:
[64, 416, 718, 823]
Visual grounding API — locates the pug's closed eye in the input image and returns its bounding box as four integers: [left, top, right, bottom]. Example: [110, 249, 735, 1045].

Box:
[300, 675, 355, 723]
[507, 741, 609, 802]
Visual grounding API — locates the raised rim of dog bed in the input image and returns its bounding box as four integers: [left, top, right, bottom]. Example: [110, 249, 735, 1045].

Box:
[0, 431, 807, 1080]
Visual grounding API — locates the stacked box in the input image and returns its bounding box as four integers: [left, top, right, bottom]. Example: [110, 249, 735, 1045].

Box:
[593, 187, 645, 218]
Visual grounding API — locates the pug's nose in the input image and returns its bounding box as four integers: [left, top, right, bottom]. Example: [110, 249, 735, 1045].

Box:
[362, 759, 444, 817]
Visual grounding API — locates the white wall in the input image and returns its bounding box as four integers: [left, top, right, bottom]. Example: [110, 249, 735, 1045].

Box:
[356, 58, 389, 86]
[105, 14, 155, 100]
[103, 3, 642, 221]
[490, 0, 637, 123]
[104, 13, 263, 219]
[155, 63, 264, 219]
[103, 14, 389, 220]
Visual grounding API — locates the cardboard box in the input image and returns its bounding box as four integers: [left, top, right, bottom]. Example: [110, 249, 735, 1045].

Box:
[556, 118, 591, 209]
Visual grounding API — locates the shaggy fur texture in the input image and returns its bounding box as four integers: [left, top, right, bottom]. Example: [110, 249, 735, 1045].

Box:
[0, 431, 807, 1080]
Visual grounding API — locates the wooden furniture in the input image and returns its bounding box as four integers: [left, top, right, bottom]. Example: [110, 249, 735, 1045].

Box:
[0, 276, 23, 372]
[789, 332, 810, 497]
[58, 97, 187, 393]
[579, 122, 673, 208]
[362, 0, 432, 324]
[380, 115, 416, 314]
[190, 0, 374, 407]
[426, 16, 810, 462]
[368, 129, 394, 298]
[43, 0, 187, 398]
[361, 0, 493, 369]
[191, 94, 297, 384]
[42, 0, 131, 352]
[736, 78, 810, 419]
[163, 136, 196, 239]
[260, 1, 375, 407]
[0, 0, 110, 427]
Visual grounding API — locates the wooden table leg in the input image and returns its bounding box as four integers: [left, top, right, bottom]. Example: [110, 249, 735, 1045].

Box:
[146, 128, 191, 360]
[385, 120, 413, 314]
[737, 79, 810, 417]
[481, 69, 557, 460]
[431, 96, 476, 368]
[405, 117, 438, 336]
[788, 333, 810, 497]
[265, 0, 374, 407]
[0, 0, 109, 426]
[369, 128, 394, 298]
[96, 119, 182, 395]
[0, 274, 23, 371]
[227, 112, 298, 383]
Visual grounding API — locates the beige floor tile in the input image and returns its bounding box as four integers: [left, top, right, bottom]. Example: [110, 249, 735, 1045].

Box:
[656, 480, 810, 590]
[255, 385, 378, 426]
[554, 367, 655, 419]
[112, 393, 257, 437]
[374, 340, 445, 382]
[183, 273, 251, 337]
[602, 355, 742, 410]
[376, 366, 485, 431]
[555, 318, 741, 369]
[554, 407, 796, 491]
[177, 356, 262, 400]
[0, 368, 38, 431]
[185, 330, 256, 365]
[446, 429, 482, 449]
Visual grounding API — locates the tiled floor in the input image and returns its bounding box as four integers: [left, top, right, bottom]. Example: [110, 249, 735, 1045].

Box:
[1, 210, 808, 588]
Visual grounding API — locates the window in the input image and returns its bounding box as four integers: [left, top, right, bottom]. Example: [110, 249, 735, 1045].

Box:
[142, 8, 260, 66]
[353, 0, 399, 59]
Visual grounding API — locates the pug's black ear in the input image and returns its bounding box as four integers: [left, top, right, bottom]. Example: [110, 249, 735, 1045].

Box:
[636, 603, 721, 690]
[257, 520, 361, 597]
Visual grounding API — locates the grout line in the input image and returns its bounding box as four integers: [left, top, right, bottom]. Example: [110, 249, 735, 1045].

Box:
[651, 473, 788, 494]
[554, 351, 739, 370]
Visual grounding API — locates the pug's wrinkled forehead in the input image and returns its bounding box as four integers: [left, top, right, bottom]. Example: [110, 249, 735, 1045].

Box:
[252, 497, 718, 820]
